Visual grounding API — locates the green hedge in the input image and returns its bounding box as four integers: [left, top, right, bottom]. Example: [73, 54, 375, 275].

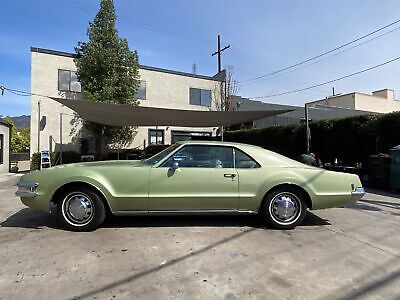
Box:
[31, 151, 81, 170]
[225, 112, 400, 165]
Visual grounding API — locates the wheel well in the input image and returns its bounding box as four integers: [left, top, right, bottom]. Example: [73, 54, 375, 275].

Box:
[51, 182, 112, 214]
[263, 183, 313, 209]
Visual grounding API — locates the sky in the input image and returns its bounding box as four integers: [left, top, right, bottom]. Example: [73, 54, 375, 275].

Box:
[1, 0, 400, 117]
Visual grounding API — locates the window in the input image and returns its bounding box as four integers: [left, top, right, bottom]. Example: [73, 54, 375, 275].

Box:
[0, 134, 3, 164]
[58, 69, 81, 92]
[162, 145, 234, 168]
[189, 88, 212, 107]
[149, 129, 164, 145]
[171, 131, 211, 143]
[234, 149, 260, 168]
[135, 80, 146, 100]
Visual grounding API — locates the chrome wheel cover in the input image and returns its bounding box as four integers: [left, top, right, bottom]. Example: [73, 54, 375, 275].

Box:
[62, 192, 94, 226]
[268, 192, 302, 225]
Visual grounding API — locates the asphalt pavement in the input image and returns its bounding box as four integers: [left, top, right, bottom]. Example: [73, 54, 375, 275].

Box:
[0, 173, 399, 300]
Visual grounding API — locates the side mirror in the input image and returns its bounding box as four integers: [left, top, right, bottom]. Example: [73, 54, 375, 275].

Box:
[171, 161, 179, 170]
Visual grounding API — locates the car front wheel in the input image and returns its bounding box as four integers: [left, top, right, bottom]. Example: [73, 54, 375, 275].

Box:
[260, 187, 307, 229]
[57, 186, 106, 231]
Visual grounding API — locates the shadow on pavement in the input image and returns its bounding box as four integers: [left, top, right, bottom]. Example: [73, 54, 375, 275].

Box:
[103, 211, 330, 229]
[366, 188, 400, 199]
[0, 208, 58, 229]
[347, 198, 400, 216]
[1, 208, 330, 230]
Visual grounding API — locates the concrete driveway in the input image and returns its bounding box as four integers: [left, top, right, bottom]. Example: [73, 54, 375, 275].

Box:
[1, 174, 399, 300]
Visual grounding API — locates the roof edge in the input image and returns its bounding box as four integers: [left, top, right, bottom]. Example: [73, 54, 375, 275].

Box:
[31, 47, 223, 81]
[0, 119, 12, 128]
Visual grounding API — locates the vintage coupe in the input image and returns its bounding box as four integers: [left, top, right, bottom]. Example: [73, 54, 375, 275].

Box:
[16, 141, 365, 231]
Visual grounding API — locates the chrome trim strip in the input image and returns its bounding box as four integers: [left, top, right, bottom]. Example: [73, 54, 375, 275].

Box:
[113, 209, 257, 216]
[16, 181, 39, 188]
[16, 181, 39, 198]
[351, 187, 365, 196]
[16, 191, 38, 197]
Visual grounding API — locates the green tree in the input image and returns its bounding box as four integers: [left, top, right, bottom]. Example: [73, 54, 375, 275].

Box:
[74, 0, 140, 158]
[3, 116, 30, 152]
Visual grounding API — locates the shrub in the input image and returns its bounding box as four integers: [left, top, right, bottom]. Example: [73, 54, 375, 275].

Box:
[225, 112, 400, 165]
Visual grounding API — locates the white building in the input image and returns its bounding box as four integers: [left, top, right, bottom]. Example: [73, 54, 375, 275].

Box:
[30, 47, 224, 156]
[0, 120, 11, 174]
[309, 89, 400, 113]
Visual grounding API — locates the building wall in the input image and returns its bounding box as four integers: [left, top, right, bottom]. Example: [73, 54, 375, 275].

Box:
[310, 89, 400, 114]
[354, 91, 400, 113]
[31, 49, 222, 156]
[311, 94, 356, 110]
[0, 124, 10, 174]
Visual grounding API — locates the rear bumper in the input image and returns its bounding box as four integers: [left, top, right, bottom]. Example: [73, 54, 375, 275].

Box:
[351, 187, 365, 202]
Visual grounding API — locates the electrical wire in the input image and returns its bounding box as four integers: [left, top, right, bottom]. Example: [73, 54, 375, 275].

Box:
[52, 0, 214, 44]
[250, 55, 400, 99]
[240, 18, 400, 84]
[0, 85, 51, 99]
[239, 24, 400, 87]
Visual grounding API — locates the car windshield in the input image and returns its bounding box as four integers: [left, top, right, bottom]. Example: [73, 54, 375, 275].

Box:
[142, 143, 181, 165]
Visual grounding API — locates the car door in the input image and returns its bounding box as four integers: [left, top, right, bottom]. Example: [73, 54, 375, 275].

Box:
[148, 145, 239, 211]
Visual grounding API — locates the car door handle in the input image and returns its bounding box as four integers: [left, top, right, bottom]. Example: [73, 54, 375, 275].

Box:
[224, 173, 236, 178]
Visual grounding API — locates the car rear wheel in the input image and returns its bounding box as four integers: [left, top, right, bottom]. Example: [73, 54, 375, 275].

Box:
[57, 187, 106, 232]
[260, 187, 307, 229]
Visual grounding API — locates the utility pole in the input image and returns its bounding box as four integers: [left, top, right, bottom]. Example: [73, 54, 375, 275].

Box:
[211, 34, 230, 73]
[212, 34, 230, 141]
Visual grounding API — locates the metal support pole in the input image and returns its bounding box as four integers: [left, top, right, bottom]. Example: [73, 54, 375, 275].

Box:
[305, 103, 310, 154]
[59, 113, 63, 164]
[37, 101, 41, 153]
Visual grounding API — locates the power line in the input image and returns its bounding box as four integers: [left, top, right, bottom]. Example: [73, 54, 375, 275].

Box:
[239, 24, 400, 87]
[240, 18, 400, 84]
[0, 85, 50, 99]
[230, 45, 328, 95]
[250, 55, 400, 99]
[52, 0, 214, 44]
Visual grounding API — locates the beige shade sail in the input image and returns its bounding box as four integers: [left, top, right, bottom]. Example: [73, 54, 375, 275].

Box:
[52, 97, 293, 127]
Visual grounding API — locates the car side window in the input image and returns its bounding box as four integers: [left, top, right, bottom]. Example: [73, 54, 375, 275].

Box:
[162, 145, 234, 168]
[235, 149, 260, 168]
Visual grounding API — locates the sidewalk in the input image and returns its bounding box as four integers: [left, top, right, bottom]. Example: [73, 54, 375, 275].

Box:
[0, 173, 23, 183]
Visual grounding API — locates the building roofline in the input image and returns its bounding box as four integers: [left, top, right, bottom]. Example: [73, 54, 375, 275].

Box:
[0, 119, 12, 128]
[306, 92, 357, 105]
[372, 88, 394, 93]
[31, 47, 223, 81]
[307, 89, 398, 105]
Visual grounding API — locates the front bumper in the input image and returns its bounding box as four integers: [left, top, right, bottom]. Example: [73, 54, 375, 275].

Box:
[15, 181, 39, 198]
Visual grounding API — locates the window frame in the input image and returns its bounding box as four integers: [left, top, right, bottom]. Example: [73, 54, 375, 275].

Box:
[233, 147, 261, 169]
[189, 88, 212, 107]
[160, 144, 235, 169]
[58, 69, 81, 93]
[136, 80, 146, 100]
[148, 129, 165, 145]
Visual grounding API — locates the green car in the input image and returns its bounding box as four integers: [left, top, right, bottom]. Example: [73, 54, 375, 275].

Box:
[16, 141, 365, 231]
